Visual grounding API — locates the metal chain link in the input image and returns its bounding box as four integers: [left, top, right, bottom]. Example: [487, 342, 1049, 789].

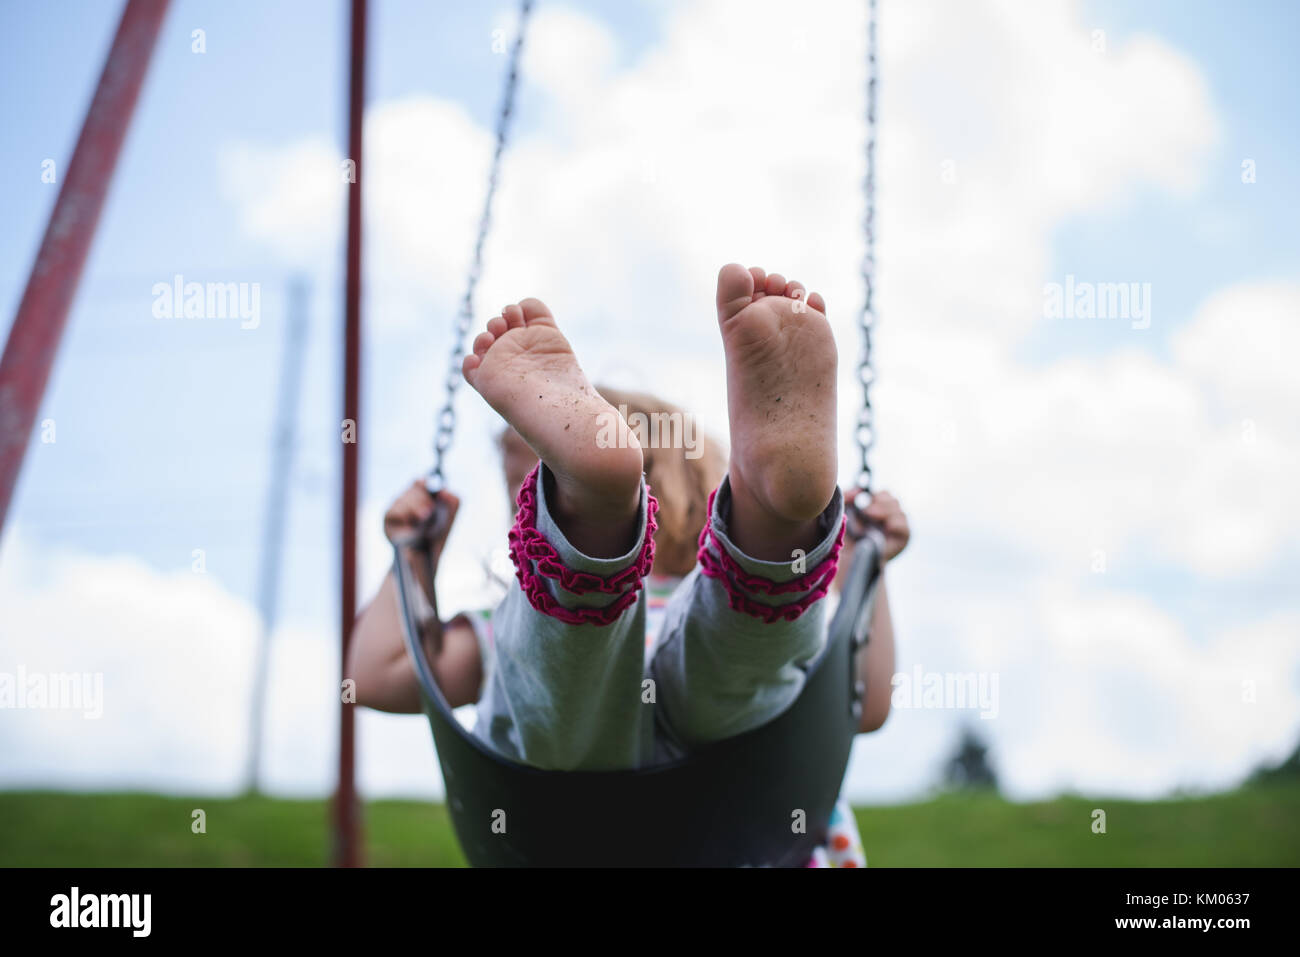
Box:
[853, 0, 879, 509]
[425, 0, 534, 495]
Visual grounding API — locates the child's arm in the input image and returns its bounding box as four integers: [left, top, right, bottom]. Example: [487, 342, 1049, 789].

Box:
[858, 579, 895, 732]
[854, 490, 909, 733]
[346, 483, 483, 713]
[348, 572, 482, 713]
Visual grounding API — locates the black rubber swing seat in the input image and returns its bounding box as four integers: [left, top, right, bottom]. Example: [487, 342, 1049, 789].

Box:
[394, 519, 884, 868]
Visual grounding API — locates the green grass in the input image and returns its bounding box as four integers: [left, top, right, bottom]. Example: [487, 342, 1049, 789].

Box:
[1, 784, 1296, 867]
[855, 784, 1299, 866]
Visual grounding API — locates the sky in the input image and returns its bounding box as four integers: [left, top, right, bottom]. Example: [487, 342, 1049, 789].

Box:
[1, 0, 1298, 805]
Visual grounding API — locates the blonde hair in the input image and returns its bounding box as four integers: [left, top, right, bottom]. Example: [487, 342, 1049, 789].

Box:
[595, 385, 727, 577]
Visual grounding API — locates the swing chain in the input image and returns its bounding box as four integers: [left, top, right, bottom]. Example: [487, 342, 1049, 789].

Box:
[853, 0, 878, 510]
[426, 0, 534, 496]
[423, 0, 872, 502]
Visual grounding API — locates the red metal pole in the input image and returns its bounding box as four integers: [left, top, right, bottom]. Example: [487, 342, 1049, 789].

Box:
[334, 0, 367, 868]
[0, 0, 170, 536]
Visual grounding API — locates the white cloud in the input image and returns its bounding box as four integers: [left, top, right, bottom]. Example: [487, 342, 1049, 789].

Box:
[882, 315, 1300, 580]
[846, 569, 1300, 802]
[0, 529, 261, 792]
[219, 138, 344, 267]
[1172, 281, 1300, 425]
[986, 584, 1297, 798]
[0, 524, 464, 799]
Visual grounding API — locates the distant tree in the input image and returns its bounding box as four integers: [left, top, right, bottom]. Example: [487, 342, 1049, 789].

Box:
[942, 725, 999, 792]
[1248, 737, 1300, 786]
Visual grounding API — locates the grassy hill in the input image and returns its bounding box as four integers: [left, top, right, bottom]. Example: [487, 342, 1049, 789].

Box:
[1, 784, 1296, 867]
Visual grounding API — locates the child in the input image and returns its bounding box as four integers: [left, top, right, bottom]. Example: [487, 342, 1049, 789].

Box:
[349, 264, 910, 866]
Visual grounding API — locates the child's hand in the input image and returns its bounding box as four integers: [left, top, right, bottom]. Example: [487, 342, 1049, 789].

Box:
[863, 490, 909, 563]
[384, 481, 459, 554]
[385, 481, 460, 610]
[384, 481, 436, 546]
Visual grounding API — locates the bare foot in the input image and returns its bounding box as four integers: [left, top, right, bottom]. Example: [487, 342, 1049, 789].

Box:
[715, 264, 838, 561]
[463, 298, 644, 558]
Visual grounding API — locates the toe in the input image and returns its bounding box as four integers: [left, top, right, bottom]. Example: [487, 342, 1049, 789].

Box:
[764, 273, 787, 296]
[462, 352, 482, 378]
[786, 280, 806, 303]
[808, 291, 826, 314]
[502, 304, 524, 329]
[518, 297, 554, 324]
[717, 263, 756, 321]
[487, 315, 507, 337]
[472, 331, 495, 357]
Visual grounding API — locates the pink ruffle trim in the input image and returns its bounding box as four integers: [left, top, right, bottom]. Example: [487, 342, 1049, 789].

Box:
[508, 463, 659, 626]
[696, 487, 845, 623]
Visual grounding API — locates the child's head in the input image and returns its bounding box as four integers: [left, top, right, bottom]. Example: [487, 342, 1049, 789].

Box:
[497, 386, 727, 577]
